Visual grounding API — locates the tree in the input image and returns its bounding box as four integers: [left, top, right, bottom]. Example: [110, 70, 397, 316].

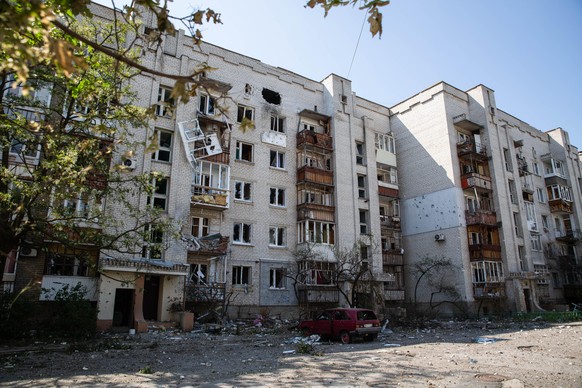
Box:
[411, 256, 462, 315]
[0, 14, 175, 284]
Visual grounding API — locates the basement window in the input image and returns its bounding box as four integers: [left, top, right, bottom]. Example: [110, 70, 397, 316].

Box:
[262, 88, 281, 105]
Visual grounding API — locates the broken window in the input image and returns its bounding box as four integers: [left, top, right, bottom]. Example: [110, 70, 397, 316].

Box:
[146, 177, 168, 210]
[232, 265, 251, 285]
[237, 105, 254, 122]
[199, 95, 215, 115]
[270, 187, 285, 207]
[262, 88, 281, 105]
[233, 222, 252, 244]
[191, 217, 209, 238]
[269, 268, 286, 288]
[270, 115, 285, 133]
[156, 86, 175, 117]
[234, 181, 252, 201]
[189, 263, 208, 284]
[151, 129, 172, 162]
[270, 150, 285, 169]
[235, 141, 253, 162]
[269, 227, 286, 247]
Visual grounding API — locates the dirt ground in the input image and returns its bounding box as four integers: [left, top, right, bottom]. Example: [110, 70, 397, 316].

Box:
[1, 319, 581, 387]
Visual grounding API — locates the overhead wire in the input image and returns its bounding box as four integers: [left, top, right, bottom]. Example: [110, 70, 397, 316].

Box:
[347, 10, 368, 79]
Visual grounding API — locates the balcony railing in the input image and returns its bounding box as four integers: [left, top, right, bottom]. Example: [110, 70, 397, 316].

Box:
[297, 166, 334, 186]
[39, 275, 99, 301]
[548, 199, 573, 214]
[191, 186, 229, 208]
[457, 141, 487, 160]
[100, 257, 189, 275]
[461, 173, 492, 191]
[382, 252, 404, 266]
[297, 284, 339, 304]
[384, 289, 405, 301]
[297, 130, 333, 151]
[185, 282, 226, 302]
[465, 210, 497, 226]
[380, 215, 401, 229]
[185, 234, 229, 255]
[297, 203, 335, 222]
[473, 284, 505, 299]
[469, 244, 502, 260]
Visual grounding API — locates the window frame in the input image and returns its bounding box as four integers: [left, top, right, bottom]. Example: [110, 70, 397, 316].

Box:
[155, 86, 175, 117]
[232, 265, 251, 285]
[269, 226, 286, 247]
[233, 222, 252, 244]
[237, 104, 254, 123]
[270, 115, 285, 133]
[269, 187, 286, 207]
[269, 149, 285, 169]
[191, 217, 210, 238]
[199, 94, 215, 115]
[235, 141, 254, 163]
[151, 129, 173, 162]
[234, 180, 253, 202]
[269, 268, 286, 289]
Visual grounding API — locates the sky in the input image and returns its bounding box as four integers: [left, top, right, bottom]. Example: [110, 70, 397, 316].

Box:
[97, 0, 582, 149]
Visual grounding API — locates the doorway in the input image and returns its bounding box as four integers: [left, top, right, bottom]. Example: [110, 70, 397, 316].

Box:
[143, 275, 161, 320]
[113, 288, 133, 327]
[523, 288, 532, 312]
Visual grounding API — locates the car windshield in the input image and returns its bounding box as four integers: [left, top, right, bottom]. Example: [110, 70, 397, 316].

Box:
[357, 310, 377, 320]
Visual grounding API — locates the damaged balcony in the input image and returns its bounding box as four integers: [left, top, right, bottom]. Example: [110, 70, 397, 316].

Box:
[548, 198, 574, 214]
[465, 210, 497, 226]
[297, 166, 334, 186]
[297, 285, 339, 304]
[100, 257, 189, 275]
[382, 252, 403, 266]
[185, 282, 226, 303]
[191, 161, 230, 209]
[185, 234, 230, 256]
[469, 244, 502, 260]
[296, 130, 333, 151]
[461, 173, 492, 192]
[457, 141, 488, 161]
[555, 229, 582, 244]
[473, 284, 506, 299]
[380, 215, 401, 229]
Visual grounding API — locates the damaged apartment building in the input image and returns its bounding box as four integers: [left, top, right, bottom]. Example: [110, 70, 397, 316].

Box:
[2, 3, 581, 331]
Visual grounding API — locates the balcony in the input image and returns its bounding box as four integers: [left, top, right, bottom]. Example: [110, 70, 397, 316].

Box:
[297, 203, 335, 222]
[100, 257, 189, 275]
[297, 130, 333, 151]
[297, 284, 339, 304]
[191, 187, 229, 209]
[185, 234, 229, 256]
[556, 230, 582, 244]
[382, 252, 403, 266]
[380, 215, 401, 229]
[465, 210, 497, 226]
[378, 185, 399, 198]
[185, 282, 226, 303]
[469, 244, 502, 260]
[384, 289, 405, 301]
[297, 166, 334, 186]
[457, 141, 487, 161]
[473, 284, 506, 299]
[461, 173, 492, 192]
[508, 271, 542, 280]
[549, 198, 573, 214]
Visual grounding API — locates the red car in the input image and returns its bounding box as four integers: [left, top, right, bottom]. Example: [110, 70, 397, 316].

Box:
[297, 308, 381, 344]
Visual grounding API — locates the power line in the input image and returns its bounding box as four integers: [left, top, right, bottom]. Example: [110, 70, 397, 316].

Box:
[347, 11, 368, 79]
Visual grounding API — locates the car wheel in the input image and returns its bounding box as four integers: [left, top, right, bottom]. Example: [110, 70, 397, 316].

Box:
[340, 331, 351, 344]
[301, 327, 311, 337]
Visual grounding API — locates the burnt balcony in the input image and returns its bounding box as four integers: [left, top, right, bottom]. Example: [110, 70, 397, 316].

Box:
[380, 215, 401, 229]
[297, 165, 334, 186]
[297, 130, 333, 151]
[461, 173, 492, 192]
[469, 244, 502, 260]
[297, 284, 339, 304]
[297, 203, 335, 222]
[549, 198, 573, 214]
[185, 282, 226, 303]
[473, 283, 506, 299]
[465, 210, 497, 226]
[457, 141, 488, 161]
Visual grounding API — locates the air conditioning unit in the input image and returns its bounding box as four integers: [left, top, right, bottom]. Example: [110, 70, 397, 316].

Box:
[122, 158, 137, 170]
[435, 233, 446, 241]
[19, 246, 38, 257]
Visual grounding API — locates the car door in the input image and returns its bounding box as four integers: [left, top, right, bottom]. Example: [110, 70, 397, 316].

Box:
[330, 310, 352, 337]
[312, 310, 333, 337]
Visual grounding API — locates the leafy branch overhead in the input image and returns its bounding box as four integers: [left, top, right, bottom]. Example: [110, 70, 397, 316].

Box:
[306, 0, 390, 38]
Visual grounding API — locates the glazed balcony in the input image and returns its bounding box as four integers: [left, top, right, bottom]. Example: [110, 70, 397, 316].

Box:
[461, 173, 492, 192]
[297, 284, 339, 304]
[469, 244, 502, 260]
[297, 203, 335, 222]
[465, 210, 497, 226]
[297, 166, 334, 186]
[297, 130, 333, 151]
